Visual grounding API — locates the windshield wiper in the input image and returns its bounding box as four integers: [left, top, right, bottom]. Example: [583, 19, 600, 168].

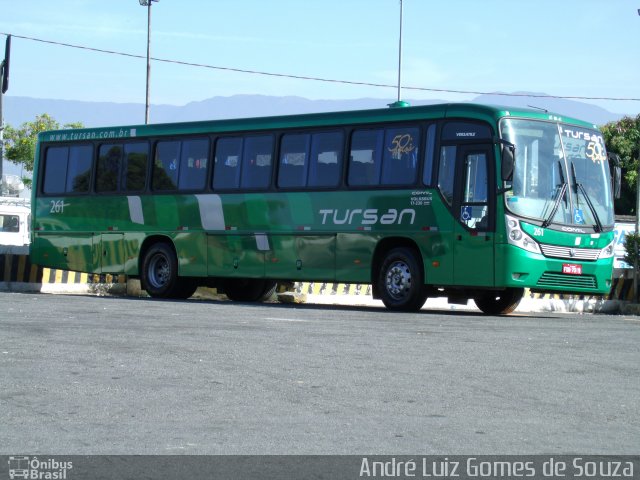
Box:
[542, 184, 567, 228]
[541, 161, 567, 228]
[570, 162, 603, 233]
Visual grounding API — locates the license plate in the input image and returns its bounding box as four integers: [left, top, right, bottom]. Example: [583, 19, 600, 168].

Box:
[562, 264, 582, 275]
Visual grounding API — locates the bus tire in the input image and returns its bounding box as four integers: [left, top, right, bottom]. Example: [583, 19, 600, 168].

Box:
[377, 247, 428, 312]
[174, 279, 199, 299]
[224, 279, 277, 302]
[474, 288, 524, 315]
[141, 242, 181, 299]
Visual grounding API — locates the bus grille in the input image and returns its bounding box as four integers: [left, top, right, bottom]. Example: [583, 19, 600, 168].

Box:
[539, 244, 600, 261]
[537, 272, 597, 290]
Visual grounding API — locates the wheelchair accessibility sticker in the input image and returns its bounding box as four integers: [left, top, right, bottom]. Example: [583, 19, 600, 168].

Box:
[461, 206, 473, 223]
[574, 208, 585, 225]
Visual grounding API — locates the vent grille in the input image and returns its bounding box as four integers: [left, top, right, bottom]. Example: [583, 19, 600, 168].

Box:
[540, 244, 600, 261]
[537, 272, 597, 290]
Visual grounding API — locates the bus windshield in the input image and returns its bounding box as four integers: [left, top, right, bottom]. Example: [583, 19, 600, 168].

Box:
[501, 118, 614, 229]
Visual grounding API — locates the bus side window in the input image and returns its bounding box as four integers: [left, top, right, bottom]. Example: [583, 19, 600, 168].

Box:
[437, 146, 456, 206]
[241, 135, 273, 190]
[123, 143, 149, 192]
[381, 126, 419, 185]
[278, 134, 310, 189]
[462, 152, 489, 230]
[43, 147, 69, 194]
[178, 138, 209, 191]
[308, 131, 343, 188]
[65, 145, 92, 193]
[97, 144, 123, 193]
[213, 137, 242, 190]
[348, 129, 383, 187]
[423, 124, 436, 186]
[153, 141, 180, 191]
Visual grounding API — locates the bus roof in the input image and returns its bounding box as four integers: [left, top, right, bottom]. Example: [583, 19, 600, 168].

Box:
[37, 102, 599, 142]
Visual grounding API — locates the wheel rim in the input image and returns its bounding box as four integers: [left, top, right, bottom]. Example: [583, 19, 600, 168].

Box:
[148, 253, 171, 289]
[385, 260, 412, 300]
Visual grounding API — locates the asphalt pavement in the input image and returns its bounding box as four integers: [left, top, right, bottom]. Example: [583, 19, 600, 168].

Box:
[1, 292, 638, 454]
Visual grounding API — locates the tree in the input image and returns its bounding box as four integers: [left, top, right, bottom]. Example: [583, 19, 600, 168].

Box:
[3, 113, 83, 186]
[601, 114, 640, 216]
[623, 231, 640, 268]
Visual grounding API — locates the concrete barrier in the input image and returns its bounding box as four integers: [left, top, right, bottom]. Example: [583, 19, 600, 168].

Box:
[0, 253, 43, 290]
[294, 274, 633, 314]
[0, 253, 126, 295]
[0, 252, 636, 313]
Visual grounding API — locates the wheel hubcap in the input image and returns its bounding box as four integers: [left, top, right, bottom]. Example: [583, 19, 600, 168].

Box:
[148, 254, 170, 288]
[385, 261, 412, 300]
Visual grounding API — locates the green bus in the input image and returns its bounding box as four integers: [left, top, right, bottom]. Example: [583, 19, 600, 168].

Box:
[30, 103, 618, 314]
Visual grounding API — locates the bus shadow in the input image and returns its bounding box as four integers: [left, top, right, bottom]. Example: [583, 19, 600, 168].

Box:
[14, 290, 569, 320]
[112, 293, 560, 320]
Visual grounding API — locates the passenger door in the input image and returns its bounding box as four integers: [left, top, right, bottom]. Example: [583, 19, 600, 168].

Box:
[452, 144, 495, 286]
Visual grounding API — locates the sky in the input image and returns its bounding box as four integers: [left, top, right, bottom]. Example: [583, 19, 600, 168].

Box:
[1, 0, 639, 116]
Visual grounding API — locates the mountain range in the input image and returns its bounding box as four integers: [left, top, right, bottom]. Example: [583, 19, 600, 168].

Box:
[2, 92, 626, 129]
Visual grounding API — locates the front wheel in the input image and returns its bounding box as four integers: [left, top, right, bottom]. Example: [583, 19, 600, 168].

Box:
[376, 247, 428, 312]
[474, 288, 524, 315]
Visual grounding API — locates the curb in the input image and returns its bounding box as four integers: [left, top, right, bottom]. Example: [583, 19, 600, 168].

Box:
[0, 253, 636, 314]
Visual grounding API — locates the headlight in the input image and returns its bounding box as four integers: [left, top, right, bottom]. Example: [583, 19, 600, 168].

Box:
[506, 215, 541, 254]
[599, 239, 615, 259]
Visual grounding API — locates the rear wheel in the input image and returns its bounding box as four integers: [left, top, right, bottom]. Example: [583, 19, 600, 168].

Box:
[474, 288, 524, 315]
[141, 242, 194, 299]
[174, 279, 199, 299]
[224, 279, 277, 302]
[377, 247, 428, 312]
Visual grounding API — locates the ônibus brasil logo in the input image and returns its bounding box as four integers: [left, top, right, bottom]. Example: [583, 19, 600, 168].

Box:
[8, 457, 73, 480]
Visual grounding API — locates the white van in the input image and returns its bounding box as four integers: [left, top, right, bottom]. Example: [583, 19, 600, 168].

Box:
[0, 196, 30, 250]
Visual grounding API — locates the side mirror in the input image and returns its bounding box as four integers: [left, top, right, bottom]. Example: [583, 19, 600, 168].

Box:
[608, 152, 622, 199]
[501, 142, 515, 181]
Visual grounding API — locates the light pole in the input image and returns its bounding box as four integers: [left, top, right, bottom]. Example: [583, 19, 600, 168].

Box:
[0, 35, 11, 185]
[396, 0, 403, 104]
[389, 0, 408, 108]
[636, 8, 640, 235]
[636, 8, 640, 302]
[139, 0, 158, 124]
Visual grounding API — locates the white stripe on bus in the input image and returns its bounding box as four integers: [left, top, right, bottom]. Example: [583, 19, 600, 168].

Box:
[127, 196, 145, 225]
[255, 233, 270, 251]
[195, 194, 226, 231]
